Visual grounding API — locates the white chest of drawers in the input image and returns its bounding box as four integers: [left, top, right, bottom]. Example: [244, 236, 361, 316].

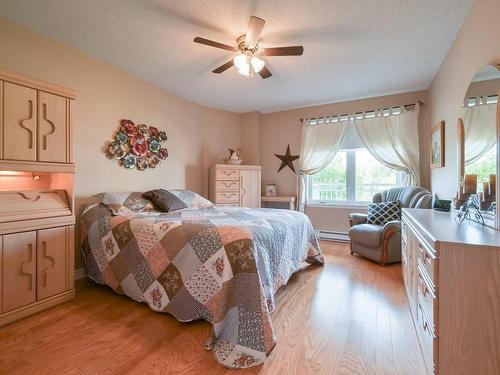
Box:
[402, 209, 500, 375]
[209, 164, 261, 208]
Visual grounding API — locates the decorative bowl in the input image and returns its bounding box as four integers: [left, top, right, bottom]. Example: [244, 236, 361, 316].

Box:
[225, 159, 243, 165]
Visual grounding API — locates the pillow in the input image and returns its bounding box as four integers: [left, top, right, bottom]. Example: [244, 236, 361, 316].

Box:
[366, 201, 401, 225]
[142, 189, 188, 212]
[143, 189, 214, 210]
[94, 192, 153, 216]
[168, 189, 214, 209]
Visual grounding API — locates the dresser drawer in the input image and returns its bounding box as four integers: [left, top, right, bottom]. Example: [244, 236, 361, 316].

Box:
[417, 264, 437, 332]
[417, 300, 438, 375]
[401, 219, 409, 243]
[216, 169, 240, 180]
[417, 239, 437, 286]
[216, 180, 240, 192]
[216, 192, 240, 204]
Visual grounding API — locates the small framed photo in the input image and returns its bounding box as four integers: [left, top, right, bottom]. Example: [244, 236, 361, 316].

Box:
[431, 121, 445, 168]
[265, 183, 277, 197]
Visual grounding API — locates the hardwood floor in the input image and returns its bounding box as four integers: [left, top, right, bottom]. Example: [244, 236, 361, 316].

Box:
[0, 241, 426, 375]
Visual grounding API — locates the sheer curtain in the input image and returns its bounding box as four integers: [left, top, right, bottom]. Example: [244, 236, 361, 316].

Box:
[461, 103, 497, 165]
[354, 104, 421, 185]
[297, 118, 349, 211]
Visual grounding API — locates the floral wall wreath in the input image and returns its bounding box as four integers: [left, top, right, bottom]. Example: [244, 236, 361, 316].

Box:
[107, 119, 168, 170]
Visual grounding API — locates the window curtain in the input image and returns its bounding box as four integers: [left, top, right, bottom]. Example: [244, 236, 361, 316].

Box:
[461, 103, 497, 165]
[297, 118, 349, 211]
[354, 103, 421, 185]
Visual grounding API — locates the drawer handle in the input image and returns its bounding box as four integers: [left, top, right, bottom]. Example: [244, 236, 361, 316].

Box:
[41, 240, 56, 288]
[222, 182, 235, 188]
[419, 244, 433, 264]
[423, 320, 429, 332]
[223, 194, 235, 199]
[222, 170, 236, 176]
[18, 243, 34, 292]
[41, 103, 56, 151]
[20, 100, 34, 149]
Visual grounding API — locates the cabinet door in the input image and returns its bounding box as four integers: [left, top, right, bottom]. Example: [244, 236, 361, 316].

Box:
[37, 92, 68, 163]
[3, 82, 37, 161]
[240, 170, 261, 208]
[2, 231, 36, 312]
[37, 227, 68, 300]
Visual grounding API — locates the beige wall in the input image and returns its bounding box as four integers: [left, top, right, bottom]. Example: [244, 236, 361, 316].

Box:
[244, 90, 430, 231]
[429, 0, 500, 199]
[240, 111, 263, 165]
[0, 18, 240, 267]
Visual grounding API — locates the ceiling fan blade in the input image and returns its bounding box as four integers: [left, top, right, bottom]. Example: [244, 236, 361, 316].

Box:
[262, 46, 304, 56]
[193, 37, 236, 52]
[245, 16, 265, 47]
[212, 60, 234, 74]
[259, 66, 272, 79]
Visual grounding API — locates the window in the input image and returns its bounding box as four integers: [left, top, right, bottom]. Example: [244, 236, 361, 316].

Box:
[309, 148, 402, 204]
[464, 145, 496, 193]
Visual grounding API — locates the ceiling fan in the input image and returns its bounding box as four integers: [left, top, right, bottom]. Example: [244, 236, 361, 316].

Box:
[193, 16, 304, 79]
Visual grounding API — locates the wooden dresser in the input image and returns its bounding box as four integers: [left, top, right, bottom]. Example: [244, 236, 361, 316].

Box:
[209, 164, 261, 208]
[0, 69, 75, 326]
[401, 209, 500, 375]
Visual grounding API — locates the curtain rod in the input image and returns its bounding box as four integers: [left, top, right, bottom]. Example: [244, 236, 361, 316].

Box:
[299, 100, 424, 123]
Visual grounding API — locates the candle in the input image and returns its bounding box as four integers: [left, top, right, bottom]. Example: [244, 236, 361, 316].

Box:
[463, 174, 477, 194]
[489, 175, 496, 196]
[483, 181, 490, 198]
[479, 192, 484, 201]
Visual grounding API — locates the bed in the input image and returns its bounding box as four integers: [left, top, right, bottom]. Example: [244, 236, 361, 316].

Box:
[80, 191, 324, 369]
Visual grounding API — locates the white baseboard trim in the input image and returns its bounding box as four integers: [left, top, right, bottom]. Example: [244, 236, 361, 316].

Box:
[75, 267, 86, 280]
[315, 229, 350, 243]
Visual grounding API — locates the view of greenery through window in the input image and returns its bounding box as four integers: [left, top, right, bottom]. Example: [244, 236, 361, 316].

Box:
[311, 151, 347, 201]
[310, 149, 398, 203]
[355, 150, 397, 201]
[464, 146, 496, 192]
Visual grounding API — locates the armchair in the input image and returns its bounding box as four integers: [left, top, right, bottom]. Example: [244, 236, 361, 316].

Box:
[348, 186, 432, 266]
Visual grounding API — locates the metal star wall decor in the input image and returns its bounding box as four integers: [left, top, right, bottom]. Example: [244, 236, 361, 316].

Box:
[275, 144, 300, 173]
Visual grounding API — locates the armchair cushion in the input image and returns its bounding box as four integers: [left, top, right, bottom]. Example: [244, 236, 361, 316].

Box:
[348, 224, 384, 248]
[349, 213, 368, 226]
[366, 201, 401, 225]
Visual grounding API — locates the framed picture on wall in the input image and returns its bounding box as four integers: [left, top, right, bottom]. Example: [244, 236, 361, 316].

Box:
[431, 121, 445, 168]
[265, 183, 278, 197]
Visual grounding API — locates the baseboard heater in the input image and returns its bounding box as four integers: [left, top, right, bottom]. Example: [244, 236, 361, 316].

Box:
[315, 229, 350, 242]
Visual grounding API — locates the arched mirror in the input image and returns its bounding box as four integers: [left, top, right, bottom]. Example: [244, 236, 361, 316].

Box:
[457, 63, 500, 229]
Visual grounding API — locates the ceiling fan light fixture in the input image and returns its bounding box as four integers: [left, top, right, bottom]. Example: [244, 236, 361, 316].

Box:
[237, 64, 250, 77]
[233, 53, 248, 71]
[250, 56, 265, 73]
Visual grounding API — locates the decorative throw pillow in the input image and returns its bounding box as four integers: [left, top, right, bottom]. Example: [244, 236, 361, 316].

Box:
[168, 189, 214, 208]
[366, 201, 401, 225]
[94, 192, 153, 216]
[142, 189, 188, 212]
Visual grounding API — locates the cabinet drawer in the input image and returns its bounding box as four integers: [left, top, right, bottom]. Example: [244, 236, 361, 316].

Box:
[2, 231, 37, 312]
[216, 169, 240, 180]
[216, 180, 240, 192]
[417, 300, 438, 375]
[3, 82, 37, 161]
[216, 192, 240, 204]
[37, 92, 68, 163]
[37, 227, 68, 300]
[417, 265, 437, 332]
[417, 240, 437, 286]
[401, 219, 409, 243]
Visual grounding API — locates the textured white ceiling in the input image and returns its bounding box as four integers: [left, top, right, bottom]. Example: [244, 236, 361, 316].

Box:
[0, 0, 474, 113]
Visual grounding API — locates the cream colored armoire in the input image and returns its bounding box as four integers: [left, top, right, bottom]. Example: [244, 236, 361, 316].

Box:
[0, 69, 75, 327]
[209, 164, 261, 208]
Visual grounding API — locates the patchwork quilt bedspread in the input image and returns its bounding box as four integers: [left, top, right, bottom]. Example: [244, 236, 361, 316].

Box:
[80, 205, 324, 368]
